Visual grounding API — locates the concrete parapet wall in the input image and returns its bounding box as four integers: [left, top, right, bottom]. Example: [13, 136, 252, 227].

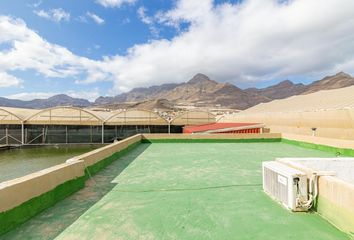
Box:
[282, 133, 354, 156]
[70, 134, 142, 167]
[317, 176, 354, 237]
[0, 160, 86, 235]
[270, 125, 354, 140]
[0, 160, 85, 213]
[142, 133, 281, 140]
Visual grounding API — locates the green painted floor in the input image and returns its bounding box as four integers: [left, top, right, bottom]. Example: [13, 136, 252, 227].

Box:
[2, 142, 350, 239]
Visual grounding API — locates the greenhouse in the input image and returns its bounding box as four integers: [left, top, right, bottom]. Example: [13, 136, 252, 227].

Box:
[0, 107, 216, 145]
[171, 110, 216, 125]
[103, 109, 170, 142]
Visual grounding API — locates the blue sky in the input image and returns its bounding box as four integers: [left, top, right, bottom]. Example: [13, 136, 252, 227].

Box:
[0, 0, 177, 100]
[0, 0, 354, 101]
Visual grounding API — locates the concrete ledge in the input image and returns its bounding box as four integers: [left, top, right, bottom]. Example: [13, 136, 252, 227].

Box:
[282, 133, 354, 157]
[0, 161, 86, 235]
[318, 176, 354, 238]
[72, 134, 142, 167]
[142, 133, 281, 142]
[282, 133, 354, 150]
[0, 160, 85, 213]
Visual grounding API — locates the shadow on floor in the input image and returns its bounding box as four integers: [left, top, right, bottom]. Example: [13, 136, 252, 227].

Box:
[0, 143, 150, 240]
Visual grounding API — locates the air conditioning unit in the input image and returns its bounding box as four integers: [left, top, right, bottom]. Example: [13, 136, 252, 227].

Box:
[262, 161, 308, 212]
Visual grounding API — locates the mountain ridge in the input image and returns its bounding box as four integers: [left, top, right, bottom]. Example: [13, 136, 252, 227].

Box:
[0, 94, 90, 109]
[94, 72, 354, 110]
[0, 72, 353, 110]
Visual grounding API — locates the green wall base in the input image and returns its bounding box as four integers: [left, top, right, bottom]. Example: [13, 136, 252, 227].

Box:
[142, 138, 282, 143]
[282, 138, 354, 157]
[0, 176, 86, 236]
[86, 142, 141, 176]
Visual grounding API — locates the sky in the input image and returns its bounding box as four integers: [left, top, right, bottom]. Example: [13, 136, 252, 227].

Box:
[1, 0, 354, 102]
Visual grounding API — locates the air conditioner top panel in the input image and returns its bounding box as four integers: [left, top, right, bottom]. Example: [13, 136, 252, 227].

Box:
[276, 157, 354, 162]
[262, 161, 306, 177]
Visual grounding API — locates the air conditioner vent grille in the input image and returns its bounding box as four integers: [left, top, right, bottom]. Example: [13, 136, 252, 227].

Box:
[262, 161, 308, 212]
[263, 167, 289, 204]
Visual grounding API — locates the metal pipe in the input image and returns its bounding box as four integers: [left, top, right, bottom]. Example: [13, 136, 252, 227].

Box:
[168, 118, 171, 134]
[101, 123, 104, 144]
[5, 127, 8, 145]
[21, 122, 24, 145]
[66, 125, 68, 144]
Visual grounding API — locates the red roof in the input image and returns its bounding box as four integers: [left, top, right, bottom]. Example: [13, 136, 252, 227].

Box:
[183, 122, 262, 133]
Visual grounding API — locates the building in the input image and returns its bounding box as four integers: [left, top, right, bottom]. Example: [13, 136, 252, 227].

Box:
[183, 122, 265, 134]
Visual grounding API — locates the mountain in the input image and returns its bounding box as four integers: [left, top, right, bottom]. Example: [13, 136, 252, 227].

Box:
[247, 72, 354, 100]
[95, 72, 354, 110]
[245, 80, 306, 100]
[0, 94, 90, 109]
[301, 72, 354, 94]
[95, 83, 180, 105]
[95, 74, 270, 110]
[1, 72, 353, 110]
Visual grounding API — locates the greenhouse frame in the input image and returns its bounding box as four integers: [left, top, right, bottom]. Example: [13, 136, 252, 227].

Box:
[0, 107, 216, 145]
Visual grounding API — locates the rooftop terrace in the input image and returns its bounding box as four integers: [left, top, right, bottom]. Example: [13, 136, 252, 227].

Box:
[1, 138, 351, 239]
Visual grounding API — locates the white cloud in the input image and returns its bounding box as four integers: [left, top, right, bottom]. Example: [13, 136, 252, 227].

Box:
[6, 92, 55, 100]
[157, 0, 213, 28]
[34, 10, 50, 19]
[3, 0, 354, 95]
[34, 8, 70, 22]
[0, 15, 108, 85]
[27, 0, 42, 8]
[66, 89, 101, 102]
[0, 72, 22, 88]
[108, 0, 354, 90]
[86, 12, 105, 25]
[121, 17, 130, 25]
[6, 89, 100, 102]
[137, 7, 159, 38]
[96, 0, 136, 8]
[137, 6, 153, 25]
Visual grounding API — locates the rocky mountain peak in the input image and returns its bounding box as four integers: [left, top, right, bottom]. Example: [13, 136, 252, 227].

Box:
[334, 71, 351, 78]
[187, 73, 214, 85]
[48, 94, 73, 101]
[276, 80, 294, 87]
